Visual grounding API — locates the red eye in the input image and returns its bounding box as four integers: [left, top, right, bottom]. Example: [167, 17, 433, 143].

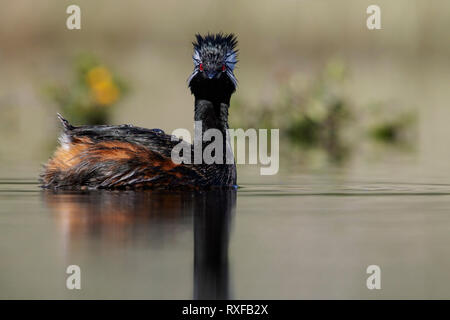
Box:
[199, 63, 204, 71]
[222, 64, 226, 72]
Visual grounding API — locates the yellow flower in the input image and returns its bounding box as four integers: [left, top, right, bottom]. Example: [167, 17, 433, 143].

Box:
[86, 66, 112, 88]
[86, 66, 120, 106]
[92, 81, 120, 106]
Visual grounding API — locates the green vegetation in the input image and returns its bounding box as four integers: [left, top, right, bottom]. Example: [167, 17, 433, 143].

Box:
[231, 59, 416, 165]
[367, 103, 416, 145]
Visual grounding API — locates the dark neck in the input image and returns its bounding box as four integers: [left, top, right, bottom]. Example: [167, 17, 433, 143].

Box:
[193, 86, 233, 167]
[194, 98, 230, 134]
[193, 82, 233, 134]
[191, 76, 235, 134]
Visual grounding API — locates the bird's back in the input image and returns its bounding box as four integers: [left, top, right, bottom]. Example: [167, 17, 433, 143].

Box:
[40, 115, 236, 190]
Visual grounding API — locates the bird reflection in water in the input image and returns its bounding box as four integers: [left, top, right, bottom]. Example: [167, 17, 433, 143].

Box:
[43, 189, 236, 299]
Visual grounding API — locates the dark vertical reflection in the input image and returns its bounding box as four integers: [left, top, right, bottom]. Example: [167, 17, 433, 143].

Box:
[43, 189, 236, 299]
[194, 190, 236, 300]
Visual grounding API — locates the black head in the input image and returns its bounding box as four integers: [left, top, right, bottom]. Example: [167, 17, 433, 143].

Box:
[188, 33, 238, 95]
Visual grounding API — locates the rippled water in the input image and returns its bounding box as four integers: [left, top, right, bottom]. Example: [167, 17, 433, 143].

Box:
[1, 176, 450, 299]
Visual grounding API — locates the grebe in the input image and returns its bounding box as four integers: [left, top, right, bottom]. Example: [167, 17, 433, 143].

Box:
[40, 33, 238, 190]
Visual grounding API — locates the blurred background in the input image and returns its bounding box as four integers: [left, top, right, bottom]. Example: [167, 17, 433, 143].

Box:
[0, 0, 448, 181]
[1, 0, 450, 299]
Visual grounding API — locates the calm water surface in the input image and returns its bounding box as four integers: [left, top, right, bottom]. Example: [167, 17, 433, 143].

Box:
[1, 175, 450, 299]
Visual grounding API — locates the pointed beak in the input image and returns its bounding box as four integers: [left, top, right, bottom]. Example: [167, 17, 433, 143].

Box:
[206, 71, 217, 79]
